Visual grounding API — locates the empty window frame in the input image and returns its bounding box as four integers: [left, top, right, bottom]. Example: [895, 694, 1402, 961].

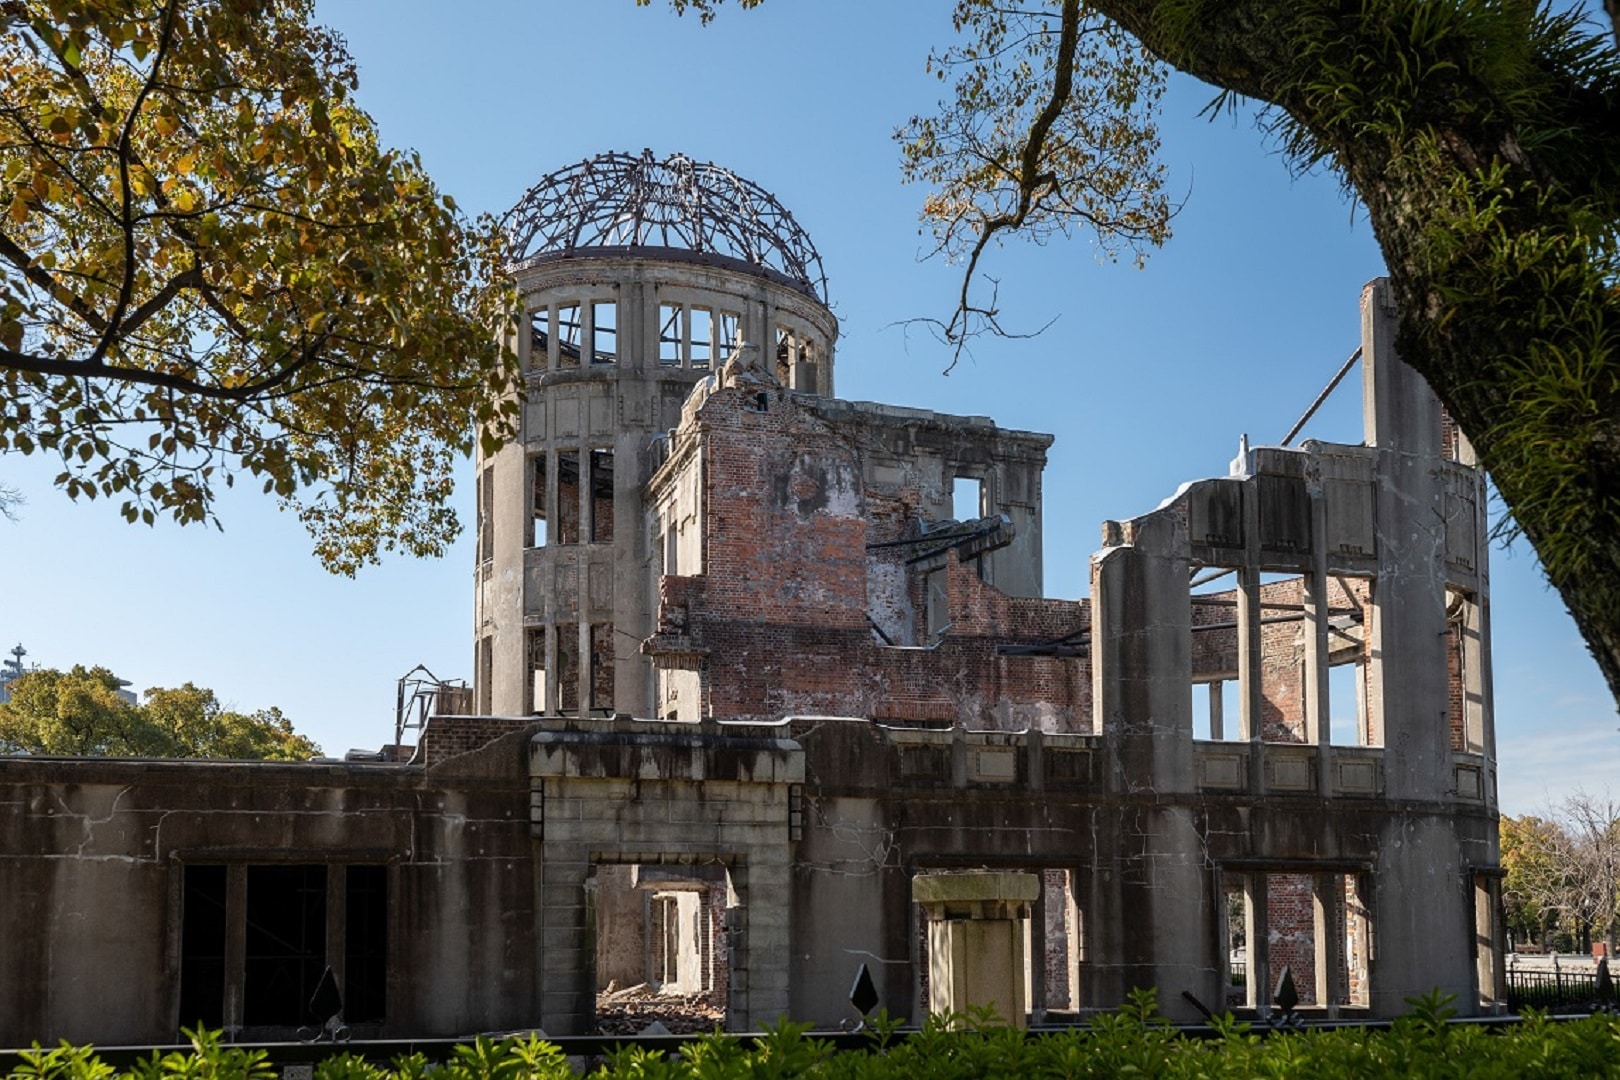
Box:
[775, 326, 797, 385]
[716, 309, 742, 363]
[557, 622, 580, 714]
[659, 304, 683, 367]
[591, 301, 617, 365]
[1193, 678, 1240, 740]
[180, 864, 389, 1035]
[244, 865, 327, 1026]
[557, 303, 582, 368]
[529, 308, 550, 371]
[526, 625, 547, 713]
[590, 449, 614, 543]
[952, 476, 983, 521]
[556, 450, 581, 545]
[530, 454, 548, 547]
[689, 307, 713, 369]
[590, 623, 615, 713]
[477, 464, 494, 564]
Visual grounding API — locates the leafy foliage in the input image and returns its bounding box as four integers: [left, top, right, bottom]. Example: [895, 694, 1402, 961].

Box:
[895, 1, 1171, 362]
[0, 0, 522, 574]
[15, 993, 1620, 1078]
[0, 664, 319, 758]
[1503, 793, 1620, 952]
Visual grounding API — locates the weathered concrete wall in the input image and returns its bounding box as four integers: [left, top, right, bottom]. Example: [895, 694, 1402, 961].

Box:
[477, 253, 840, 721]
[0, 732, 539, 1045]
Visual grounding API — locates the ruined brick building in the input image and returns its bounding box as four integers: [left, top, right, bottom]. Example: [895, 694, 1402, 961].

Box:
[0, 152, 1501, 1043]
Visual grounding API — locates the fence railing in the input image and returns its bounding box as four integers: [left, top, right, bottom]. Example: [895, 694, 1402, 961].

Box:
[1505, 967, 1603, 1011]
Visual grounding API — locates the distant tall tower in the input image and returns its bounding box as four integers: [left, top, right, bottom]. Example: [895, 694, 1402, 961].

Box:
[474, 150, 838, 717]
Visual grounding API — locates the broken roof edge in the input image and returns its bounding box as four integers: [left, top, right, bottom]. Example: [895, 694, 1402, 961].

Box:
[807, 397, 1055, 449]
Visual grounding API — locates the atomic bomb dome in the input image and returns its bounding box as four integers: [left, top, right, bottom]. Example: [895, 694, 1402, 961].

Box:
[503, 149, 829, 302]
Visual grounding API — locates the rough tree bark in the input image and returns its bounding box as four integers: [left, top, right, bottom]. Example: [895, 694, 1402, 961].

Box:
[1086, 0, 1620, 706]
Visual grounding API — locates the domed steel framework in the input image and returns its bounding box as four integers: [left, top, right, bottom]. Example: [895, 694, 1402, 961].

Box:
[503, 149, 829, 302]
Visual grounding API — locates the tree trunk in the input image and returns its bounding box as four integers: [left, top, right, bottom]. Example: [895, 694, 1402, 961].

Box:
[1087, 0, 1620, 705]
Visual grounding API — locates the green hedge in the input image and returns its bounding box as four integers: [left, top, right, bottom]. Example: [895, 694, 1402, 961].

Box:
[10, 992, 1620, 1079]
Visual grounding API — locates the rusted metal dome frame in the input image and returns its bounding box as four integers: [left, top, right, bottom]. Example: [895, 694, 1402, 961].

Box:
[503, 149, 829, 303]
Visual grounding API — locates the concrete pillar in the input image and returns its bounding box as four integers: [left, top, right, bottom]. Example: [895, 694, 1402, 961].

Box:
[914, 872, 1040, 1027]
[1313, 873, 1345, 1016]
[1244, 873, 1270, 1017]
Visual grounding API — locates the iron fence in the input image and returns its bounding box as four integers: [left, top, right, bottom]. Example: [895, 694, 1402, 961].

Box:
[1505, 967, 1603, 1012]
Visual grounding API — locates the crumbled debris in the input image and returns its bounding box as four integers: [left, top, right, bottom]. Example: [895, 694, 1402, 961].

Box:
[594, 985, 725, 1035]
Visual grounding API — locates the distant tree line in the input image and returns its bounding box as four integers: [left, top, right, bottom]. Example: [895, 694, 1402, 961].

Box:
[0, 664, 319, 760]
[1502, 792, 1620, 955]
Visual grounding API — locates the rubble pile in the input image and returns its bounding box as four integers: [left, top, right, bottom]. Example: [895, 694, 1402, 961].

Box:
[593, 982, 725, 1035]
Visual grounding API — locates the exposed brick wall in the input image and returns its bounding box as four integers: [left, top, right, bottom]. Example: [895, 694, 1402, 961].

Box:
[1267, 872, 1318, 1005]
[420, 715, 538, 767]
[644, 379, 1091, 731]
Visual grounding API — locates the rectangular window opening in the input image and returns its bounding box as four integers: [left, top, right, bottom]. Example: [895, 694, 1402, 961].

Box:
[774, 326, 796, 384]
[717, 310, 742, 364]
[243, 865, 327, 1028]
[530, 454, 547, 547]
[590, 623, 615, 714]
[556, 450, 581, 545]
[590, 449, 615, 543]
[591, 300, 617, 365]
[952, 476, 983, 522]
[658, 303, 683, 366]
[529, 308, 550, 371]
[478, 465, 494, 564]
[179, 865, 228, 1031]
[1193, 678, 1240, 740]
[691, 307, 713, 369]
[1328, 661, 1367, 746]
[557, 622, 580, 714]
[344, 866, 388, 1025]
[526, 626, 547, 714]
[557, 303, 582, 369]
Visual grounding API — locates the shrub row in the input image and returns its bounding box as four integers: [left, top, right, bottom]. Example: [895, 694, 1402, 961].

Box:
[10, 991, 1620, 1079]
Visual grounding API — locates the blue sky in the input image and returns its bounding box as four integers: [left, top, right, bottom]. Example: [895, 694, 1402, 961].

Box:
[3, 1, 1614, 813]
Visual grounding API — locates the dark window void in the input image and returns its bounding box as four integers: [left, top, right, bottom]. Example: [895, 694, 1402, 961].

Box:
[591, 623, 615, 712]
[529, 309, 549, 370]
[659, 304, 682, 366]
[526, 626, 547, 713]
[592, 301, 617, 364]
[179, 865, 227, 1031]
[244, 865, 327, 1027]
[531, 454, 548, 547]
[557, 304, 582, 368]
[591, 449, 615, 543]
[557, 622, 580, 714]
[344, 866, 388, 1024]
[556, 451, 581, 545]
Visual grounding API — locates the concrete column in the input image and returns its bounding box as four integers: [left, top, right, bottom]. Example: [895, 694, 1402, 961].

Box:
[1244, 873, 1270, 1017]
[736, 853, 793, 1029]
[1313, 873, 1345, 1016]
[1303, 488, 1334, 797]
[537, 849, 592, 1035]
[914, 872, 1040, 1028]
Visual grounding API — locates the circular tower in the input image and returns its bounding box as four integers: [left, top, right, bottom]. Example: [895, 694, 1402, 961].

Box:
[474, 150, 838, 717]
